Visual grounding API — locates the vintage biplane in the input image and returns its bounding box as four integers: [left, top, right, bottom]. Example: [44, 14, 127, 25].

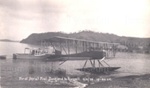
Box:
[13, 36, 120, 74]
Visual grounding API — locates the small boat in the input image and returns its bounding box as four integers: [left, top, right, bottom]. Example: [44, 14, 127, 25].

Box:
[0, 55, 6, 59]
[13, 47, 51, 59]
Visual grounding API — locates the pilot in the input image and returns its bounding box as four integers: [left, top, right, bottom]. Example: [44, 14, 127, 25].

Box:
[89, 47, 94, 51]
[31, 50, 35, 55]
[55, 50, 61, 55]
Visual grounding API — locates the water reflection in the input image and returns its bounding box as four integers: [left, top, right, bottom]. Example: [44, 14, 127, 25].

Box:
[28, 61, 35, 75]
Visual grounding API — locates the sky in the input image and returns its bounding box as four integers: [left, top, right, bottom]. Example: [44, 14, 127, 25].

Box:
[0, 0, 150, 40]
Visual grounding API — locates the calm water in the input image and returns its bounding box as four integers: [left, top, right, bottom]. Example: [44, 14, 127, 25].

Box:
[0, 42, 150, 88]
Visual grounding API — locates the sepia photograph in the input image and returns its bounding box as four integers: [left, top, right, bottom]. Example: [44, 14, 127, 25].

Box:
[0, 0, 150, 88]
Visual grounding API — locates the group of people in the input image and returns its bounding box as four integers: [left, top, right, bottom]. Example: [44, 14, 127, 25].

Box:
[31, 48, 48, 55]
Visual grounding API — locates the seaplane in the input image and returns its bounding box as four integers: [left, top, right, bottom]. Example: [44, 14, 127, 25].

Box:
[13, 36, 120, 74]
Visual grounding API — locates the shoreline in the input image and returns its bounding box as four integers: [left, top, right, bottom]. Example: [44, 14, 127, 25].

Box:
[85, 73, 150, 88]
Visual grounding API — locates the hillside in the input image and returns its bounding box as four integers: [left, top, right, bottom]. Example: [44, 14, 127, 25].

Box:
[21, 31, 120, 44]
[20, 31, 150, 52]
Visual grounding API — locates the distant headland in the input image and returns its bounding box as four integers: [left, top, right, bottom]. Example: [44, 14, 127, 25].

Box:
[0, 39, 19, 42]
